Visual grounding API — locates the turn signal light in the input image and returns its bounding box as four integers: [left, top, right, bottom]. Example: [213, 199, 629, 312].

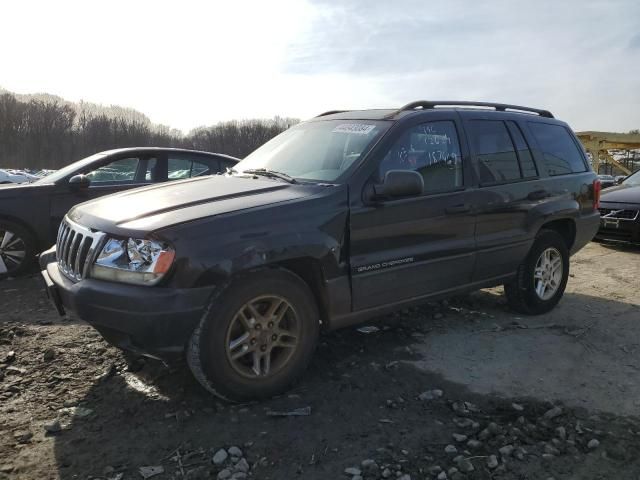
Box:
[153, 250, 175, 274]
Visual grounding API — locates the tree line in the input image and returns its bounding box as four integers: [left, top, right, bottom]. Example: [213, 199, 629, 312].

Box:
[0, 90, 297, 170]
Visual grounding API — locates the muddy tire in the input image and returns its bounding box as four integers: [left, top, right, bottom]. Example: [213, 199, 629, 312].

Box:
[504, 229, 569, 315]
[187, 268, 320, 402]
[0, 220, 36, 279]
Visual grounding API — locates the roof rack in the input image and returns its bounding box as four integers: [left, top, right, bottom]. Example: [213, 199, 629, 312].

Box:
[315, 110, 348, 117]
[387, 100, 554, 119]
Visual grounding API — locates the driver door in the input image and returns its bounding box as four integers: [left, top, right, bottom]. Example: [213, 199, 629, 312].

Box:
[349, 116, 477, 310]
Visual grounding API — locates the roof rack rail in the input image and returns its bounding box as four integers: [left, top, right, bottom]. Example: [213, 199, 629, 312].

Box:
[315, 110, 348, 117]
[387, 100, 554, 119]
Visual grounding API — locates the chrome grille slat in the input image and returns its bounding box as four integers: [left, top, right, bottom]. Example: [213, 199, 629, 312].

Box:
[56, 223, 66, 259]
[71, 233, 84, 275]
[82, 235, 104, 279]
[58, 226, 69, 270]
[56, 217, 106, 282]
[64, 230, 76, 268]
[75, 236, 90, 275]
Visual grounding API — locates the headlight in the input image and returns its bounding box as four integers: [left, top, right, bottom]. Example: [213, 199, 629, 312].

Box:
[91, 237, 175, 286]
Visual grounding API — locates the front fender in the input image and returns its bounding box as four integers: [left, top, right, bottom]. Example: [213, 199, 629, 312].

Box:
[160, 189, 350, 290]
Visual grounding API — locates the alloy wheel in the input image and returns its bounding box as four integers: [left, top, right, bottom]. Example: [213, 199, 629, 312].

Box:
[533, 247, 563, 301]
[0, 229, 26, 275]
[225, 295, 299, 378]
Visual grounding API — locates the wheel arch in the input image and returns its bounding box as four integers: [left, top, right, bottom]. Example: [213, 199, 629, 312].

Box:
[538, 218, 576, 251]
[0, 214, 42, 250]
[199, 257, 331, 331]
[273, 257, 330, 329]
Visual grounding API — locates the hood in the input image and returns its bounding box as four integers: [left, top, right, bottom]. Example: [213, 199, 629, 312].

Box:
[68, 175, 321, 234]
[600, 183, 640, 205]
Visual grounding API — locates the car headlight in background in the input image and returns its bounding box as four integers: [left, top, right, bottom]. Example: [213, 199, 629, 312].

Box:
[91, 237, 175, 285]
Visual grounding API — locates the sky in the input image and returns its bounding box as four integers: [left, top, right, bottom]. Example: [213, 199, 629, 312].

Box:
[1, 0, 639, 133]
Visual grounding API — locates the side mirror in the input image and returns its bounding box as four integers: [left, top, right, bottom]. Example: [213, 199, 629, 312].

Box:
[371, 170, 424, 200]
[68, 174, 91, 192]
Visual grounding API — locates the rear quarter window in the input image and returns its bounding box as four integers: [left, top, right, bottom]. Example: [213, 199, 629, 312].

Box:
[528, 123, 586, 176]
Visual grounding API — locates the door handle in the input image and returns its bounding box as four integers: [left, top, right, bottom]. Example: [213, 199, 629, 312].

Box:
[445, 204, 471, 214]
[527, 189, 550, 201]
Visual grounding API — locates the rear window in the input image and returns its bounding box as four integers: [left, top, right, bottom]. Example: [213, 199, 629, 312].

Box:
[528, 123, 586, 176]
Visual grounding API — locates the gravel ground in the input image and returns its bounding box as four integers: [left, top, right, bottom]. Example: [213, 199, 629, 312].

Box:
[1, 241, 640, 480]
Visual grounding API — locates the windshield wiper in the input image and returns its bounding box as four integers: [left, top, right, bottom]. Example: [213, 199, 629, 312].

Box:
[242, 168, 298, 184]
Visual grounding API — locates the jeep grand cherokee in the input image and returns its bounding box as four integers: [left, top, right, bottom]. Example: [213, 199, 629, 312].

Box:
[40, 101, 601, 401]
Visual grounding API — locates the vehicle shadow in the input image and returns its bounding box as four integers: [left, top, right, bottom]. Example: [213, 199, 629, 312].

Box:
[592, 238, 640, 253]
[51, 291, 640, 479]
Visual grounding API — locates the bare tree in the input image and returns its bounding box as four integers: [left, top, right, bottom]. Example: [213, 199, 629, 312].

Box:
[0, 90, 297, 169]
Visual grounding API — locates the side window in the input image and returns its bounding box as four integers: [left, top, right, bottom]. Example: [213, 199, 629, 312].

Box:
[191, 161, 211, 177]
[467, 120, 520, 184]
[506, 121, 537, 178]
[168, 157, 212, 180]
[528, 122, 587, 176]
[379, 121, 463, 193]
[168, 158, 192, 179]
[86, 157, 139, 183]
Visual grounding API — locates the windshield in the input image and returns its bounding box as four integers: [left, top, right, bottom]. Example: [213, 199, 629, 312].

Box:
[234, 120, 390, 182]
[34, 153, 107, 184]
[622, 170, 640, 186]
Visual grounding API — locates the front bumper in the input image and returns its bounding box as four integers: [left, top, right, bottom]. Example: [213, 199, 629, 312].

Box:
[39, 247, 213, 360]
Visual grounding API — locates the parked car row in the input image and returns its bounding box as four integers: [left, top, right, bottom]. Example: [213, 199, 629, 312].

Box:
[33, 100, 602, 401]
[0, 168, 40, 184]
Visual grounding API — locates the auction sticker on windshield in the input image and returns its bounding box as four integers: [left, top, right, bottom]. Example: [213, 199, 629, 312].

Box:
[332, 124, 377, 135]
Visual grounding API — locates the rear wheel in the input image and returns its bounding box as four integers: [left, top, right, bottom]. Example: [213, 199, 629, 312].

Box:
[0, 220, 36, 278]
[504, 229, 569, 315]
[187, 269, 320, 401]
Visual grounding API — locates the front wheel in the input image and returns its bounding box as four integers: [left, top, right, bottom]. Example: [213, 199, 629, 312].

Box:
[504, 229, 570, 315]
[187, 269, 320, 401]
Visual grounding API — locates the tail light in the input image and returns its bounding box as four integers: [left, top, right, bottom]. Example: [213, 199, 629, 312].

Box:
[593, 179, 601, 210]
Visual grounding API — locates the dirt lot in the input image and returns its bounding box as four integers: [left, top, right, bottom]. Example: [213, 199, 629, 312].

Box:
[1, 241, 640, 480]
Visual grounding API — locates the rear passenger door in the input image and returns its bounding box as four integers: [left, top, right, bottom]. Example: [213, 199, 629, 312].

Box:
[461, 114, 542, 281]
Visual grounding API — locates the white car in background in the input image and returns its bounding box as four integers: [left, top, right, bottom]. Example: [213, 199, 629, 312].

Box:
[0, 169, 38, 184]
